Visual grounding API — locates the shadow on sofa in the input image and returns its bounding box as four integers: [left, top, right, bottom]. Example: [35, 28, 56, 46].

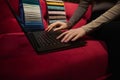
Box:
[0, 0, 111, 80]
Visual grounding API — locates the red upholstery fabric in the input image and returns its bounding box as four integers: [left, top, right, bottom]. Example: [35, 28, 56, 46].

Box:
[0, 33, 108, 80]
[0, 0, 22, 34]
[0, 0, 109, 80]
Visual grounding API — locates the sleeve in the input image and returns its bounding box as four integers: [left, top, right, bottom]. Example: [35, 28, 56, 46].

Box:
[67, 0, 93, 29]
[82, 0, 120, 33]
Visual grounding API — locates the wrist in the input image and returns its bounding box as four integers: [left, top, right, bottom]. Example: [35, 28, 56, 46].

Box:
[81, 26, 90, 34]
[66, 22, 72, 29]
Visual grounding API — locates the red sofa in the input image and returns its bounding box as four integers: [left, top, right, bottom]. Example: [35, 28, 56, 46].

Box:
[0, 0, 110, 80]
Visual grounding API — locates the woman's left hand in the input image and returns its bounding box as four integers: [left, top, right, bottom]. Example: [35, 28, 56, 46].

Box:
[57, 27, 86, 42]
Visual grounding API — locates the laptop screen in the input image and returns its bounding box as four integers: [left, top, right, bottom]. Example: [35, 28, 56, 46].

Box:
[19, 0, 44, 32]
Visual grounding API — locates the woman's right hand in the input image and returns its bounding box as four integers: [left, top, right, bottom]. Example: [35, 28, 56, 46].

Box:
[45, 21, 69, 32]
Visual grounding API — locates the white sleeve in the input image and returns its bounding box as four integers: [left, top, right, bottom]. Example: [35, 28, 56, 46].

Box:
[82, 1, 120, 33]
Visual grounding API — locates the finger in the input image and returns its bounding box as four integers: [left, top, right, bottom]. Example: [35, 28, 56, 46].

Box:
[61, 31, 72, 42]
[61, 32, 74, 42]
[46, 22, 59, 31]
[56, 31, 68, 39]
[63, 33, 76, 42]
[71, 34, 81, 41]
[47, 26, 54, 32]
[45, 25, 54, 31]
[53, 25, 64, 31]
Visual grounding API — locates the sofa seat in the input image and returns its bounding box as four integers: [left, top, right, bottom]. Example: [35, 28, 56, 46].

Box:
[0, 0, 109, 80]
[0, 33, 108, 80]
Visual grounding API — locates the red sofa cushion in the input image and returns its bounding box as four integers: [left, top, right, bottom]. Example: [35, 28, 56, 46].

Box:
[0, 33, 108, 80]
[0, 0, 22, 34]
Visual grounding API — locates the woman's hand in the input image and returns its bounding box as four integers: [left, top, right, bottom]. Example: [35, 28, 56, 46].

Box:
[57, 27, 86, 42]
[45, 21, 68, 31]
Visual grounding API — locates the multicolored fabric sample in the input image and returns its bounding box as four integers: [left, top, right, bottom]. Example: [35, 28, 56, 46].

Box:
[19, 0, 44, 31]
[46, 0, 67, 24]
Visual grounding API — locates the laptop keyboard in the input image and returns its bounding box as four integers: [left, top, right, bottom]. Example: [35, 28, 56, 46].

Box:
[28, 30, 86, 52]
[34, 31, 64, 47]
[28, 31, 70, 48]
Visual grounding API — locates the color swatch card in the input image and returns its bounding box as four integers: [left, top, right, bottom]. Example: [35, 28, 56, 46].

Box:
[46, 0, 67, 24]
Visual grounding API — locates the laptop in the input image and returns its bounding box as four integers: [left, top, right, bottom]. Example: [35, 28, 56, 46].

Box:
[6, 0, 86, 53]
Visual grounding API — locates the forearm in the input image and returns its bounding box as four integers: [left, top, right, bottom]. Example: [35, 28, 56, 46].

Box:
[67, 0, 92, 28]
[82, 1, 120, 33]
